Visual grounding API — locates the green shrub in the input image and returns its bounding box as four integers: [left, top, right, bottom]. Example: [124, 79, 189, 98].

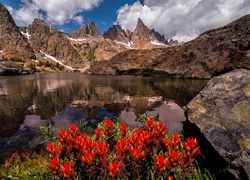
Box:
[87, 49, 96, 61]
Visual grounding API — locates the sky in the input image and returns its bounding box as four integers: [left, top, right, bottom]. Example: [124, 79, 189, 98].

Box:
[1, 0, 249, 42]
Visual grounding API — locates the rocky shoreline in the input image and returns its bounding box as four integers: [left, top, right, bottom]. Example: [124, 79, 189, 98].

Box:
[0, 61, 30, 75]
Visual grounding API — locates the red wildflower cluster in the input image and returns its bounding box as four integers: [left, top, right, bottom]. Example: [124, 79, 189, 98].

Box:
[46, 118, 201, 179]
[181, 137, 201, 170]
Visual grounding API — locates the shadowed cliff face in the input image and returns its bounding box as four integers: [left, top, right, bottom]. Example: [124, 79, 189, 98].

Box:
[89, 14, 250, 79]
[0, 3, 35, 60]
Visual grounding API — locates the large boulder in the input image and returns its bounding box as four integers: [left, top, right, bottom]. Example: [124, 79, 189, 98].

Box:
[0, 61, 30, 75]
[184, 69, 250, 179]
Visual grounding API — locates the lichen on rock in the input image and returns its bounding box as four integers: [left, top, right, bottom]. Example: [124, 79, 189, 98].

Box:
[184, 69, 250, 180]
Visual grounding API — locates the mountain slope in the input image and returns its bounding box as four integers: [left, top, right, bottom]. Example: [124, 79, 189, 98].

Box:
[89, 14, 250, 78]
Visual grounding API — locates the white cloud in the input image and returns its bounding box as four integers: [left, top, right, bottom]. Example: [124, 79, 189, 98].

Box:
[116, 0, 250, 42]
[6, 0, 103, 26]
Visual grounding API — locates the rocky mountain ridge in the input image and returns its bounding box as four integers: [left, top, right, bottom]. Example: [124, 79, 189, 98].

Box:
[89, 14, 250, 79]
[0, 2, 170, 72]
[1, 2, 249, 78]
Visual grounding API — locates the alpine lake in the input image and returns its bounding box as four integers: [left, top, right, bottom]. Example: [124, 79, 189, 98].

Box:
[0, 73, 208, 161]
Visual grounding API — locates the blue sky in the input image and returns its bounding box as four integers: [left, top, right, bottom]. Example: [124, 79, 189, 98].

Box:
[1, 0, 249, 42]
[0, 0, 143, 34]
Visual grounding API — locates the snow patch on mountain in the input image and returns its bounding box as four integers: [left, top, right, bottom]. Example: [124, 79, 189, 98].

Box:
[115, 40, 134, 49]
[151, 40, 166, 46]
[67, 37, 86, 41]
[40, 50, 81, 71]
[21, 31, 31, 39]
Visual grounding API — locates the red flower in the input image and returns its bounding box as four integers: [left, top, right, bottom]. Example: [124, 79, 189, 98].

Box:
[47, 142, 56, 154]
[47, 142, 61, 159]
[134, 128, 143, 138]
[69, 123, 78, 138]
[96, 142, 109, 163]
[49, 158, 60, 174]
[95, 127, 102, 142]
[103, 118, 113, 138]
[59, 129, 73, 145]
[82, 151, 95, 165]
[170, 135, 181, 150]
[168, 176, 173, 180]
[154, 154, 170, 173]
[145, 118, 155, 133]
[115, 139, 130, 160]
[183, 138, 201, 158]
[81, 132, 89, 141]
[182, 138, 201, 168]
[74, 136, 86, 152]
[59, 161, 74, 179]
[130, 147, 144, 161]
[168, 150, 181, 166]
[87, 139, 97, 151]
[119, 123, 128, 139]
[107, 160, 123, 179]
[155, 122, 168, 137]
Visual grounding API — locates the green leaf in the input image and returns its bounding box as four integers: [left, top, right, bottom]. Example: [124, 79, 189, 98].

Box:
[32, 129, 43, 135]
[40, 138, 51, 144]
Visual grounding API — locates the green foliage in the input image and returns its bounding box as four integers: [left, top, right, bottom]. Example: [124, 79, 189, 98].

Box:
[10, 57, 23, 62]
[1, 56, 8, 61]
[74, 44, 82, 52]
[87, 49, 96, 61]
[37, 60, 43, 66]
[116, 68, 183, 78]
[138, 113, 160, 126]
[0, 152, 51, 179]
[192, 162, 216, 180]
[44, 60, 51, 67]
[78, 120, 90, 131]
[26, 63, 37, 73]
[32, 124, 56, 144]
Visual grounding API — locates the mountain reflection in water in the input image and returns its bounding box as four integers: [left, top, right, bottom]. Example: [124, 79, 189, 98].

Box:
[0, 73, 208, 159]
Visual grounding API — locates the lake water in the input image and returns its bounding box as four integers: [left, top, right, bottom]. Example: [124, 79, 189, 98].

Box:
[0, 73, 208, 160]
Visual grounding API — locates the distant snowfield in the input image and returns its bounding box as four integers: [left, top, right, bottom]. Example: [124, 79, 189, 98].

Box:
[40, 50, 81, 71]
[67, 37, 86, 41]
[114, 40, 134, 49]
[151, 40, 166, 46]
[21, 31, 31, 39]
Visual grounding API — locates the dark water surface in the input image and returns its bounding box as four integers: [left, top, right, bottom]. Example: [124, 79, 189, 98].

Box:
[0, 73, 208, 159]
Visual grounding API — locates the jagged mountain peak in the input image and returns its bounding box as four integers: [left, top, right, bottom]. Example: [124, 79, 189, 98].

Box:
[103, 24, 127, 42]
[71, 21, 102, 38]
[0, 3, 35, 60]
[134, 18, 150, 33]
[0, 3, 19, 35]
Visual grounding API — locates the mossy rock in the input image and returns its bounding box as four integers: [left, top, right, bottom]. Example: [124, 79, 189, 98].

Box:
[185, 69, 250, 180]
